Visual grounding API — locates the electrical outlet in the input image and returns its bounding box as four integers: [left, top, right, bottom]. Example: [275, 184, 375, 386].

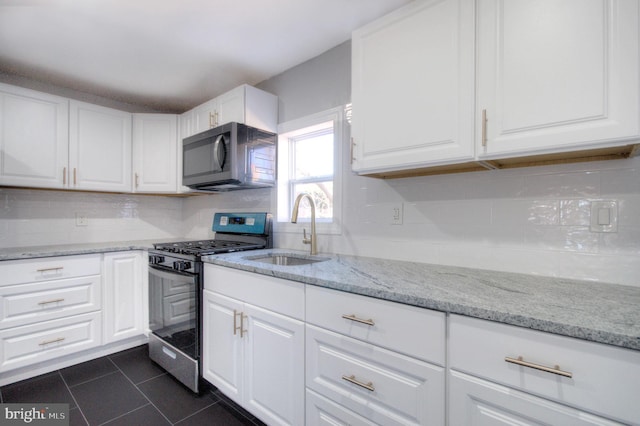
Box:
[391, 203, 403, 225]
[590, 200, 617, 233]
[75, 213, 88, 227]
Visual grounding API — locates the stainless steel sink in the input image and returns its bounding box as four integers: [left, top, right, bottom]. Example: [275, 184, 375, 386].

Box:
[248, 254, 329, 266]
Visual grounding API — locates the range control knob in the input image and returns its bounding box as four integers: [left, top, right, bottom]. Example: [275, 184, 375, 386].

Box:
[173, 261, 192, 272]
[149, 255, 165, 265]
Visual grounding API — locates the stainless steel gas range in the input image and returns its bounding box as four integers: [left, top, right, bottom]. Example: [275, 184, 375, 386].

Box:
[147, 212, 272, 393]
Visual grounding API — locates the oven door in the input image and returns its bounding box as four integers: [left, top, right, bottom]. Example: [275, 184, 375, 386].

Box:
[148, 265, 200, 392]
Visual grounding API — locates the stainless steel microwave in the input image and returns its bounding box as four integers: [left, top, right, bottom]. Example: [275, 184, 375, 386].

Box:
[182, 122, 277, 191]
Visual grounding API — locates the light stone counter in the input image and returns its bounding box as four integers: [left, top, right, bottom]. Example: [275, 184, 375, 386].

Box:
[204, 248, 640, 352]
[0, 240, 159, 261]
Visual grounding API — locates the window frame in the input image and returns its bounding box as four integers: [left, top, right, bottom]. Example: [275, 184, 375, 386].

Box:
[275, 106, 344, 235]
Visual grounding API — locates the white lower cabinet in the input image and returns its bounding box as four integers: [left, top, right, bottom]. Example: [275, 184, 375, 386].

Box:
[0, 312, 102, 372]
[449, 370, 625, 426]
[449, 314, 640, 425]
[0, 252, 148, 386]
[306, 285, 446, 426]
[102, 251, 145, 343]
[203, 265, 305, 426]
[306, 324, 444, 426]
[306, 389, 377, 426]
[0, 254, 103, 372]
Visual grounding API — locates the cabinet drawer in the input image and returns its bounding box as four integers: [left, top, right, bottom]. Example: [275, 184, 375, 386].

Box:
[449, 370, 626, 426]
[0, 254, 102, 286]
[204, 264, 304, 320]
[306, 285, 445, 364]
[306, 324, 445, 426]
[0, 275, 101, 329]
[306, 389, 376, 426]
[449, 315, 640, 424]
[0, 311, 102, 372]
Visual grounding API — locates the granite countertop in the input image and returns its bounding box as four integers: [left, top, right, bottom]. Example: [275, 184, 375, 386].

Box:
[204, 248, 640, 352]
[0, 240, 159, 261]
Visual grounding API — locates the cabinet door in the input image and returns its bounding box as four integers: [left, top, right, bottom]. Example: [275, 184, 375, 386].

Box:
[477, 0, 640, 158]
[103, 251, 144, 343]
[191, 98, 218, 135]
[243, 303, 304, 426]
[132, 114, 178, 193]
[69, 100, 132, 192]
[202, 290, 244, 404]
[351, 0, 475, 174]
[216, 86, 245, 126]
[0, 83, 68, 189]
[449, 370, 624, 425]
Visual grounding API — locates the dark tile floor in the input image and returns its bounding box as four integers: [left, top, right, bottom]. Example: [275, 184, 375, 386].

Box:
[0, 345, 266, 426]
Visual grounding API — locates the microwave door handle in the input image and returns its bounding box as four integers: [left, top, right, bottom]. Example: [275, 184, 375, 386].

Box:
[212, 134, 228, 171]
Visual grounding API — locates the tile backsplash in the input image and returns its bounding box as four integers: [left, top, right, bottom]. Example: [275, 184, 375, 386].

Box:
[0, 189, 184, 247]
[1, 155, 638, 287]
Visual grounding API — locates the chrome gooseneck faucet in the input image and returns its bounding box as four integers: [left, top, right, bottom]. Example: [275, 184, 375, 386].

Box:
[290, 192, 318, 255]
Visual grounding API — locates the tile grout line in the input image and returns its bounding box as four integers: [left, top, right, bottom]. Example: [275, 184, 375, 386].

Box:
[105, 355, 175, 425]
[171, 400, 218, 426]
[96, 403, 152, 426]
[57, 371, 90, 426]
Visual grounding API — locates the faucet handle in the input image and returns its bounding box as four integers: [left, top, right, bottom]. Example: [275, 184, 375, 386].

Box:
[302, 228, 312, 245]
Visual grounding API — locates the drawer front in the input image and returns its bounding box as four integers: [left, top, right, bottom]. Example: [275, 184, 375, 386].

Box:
[0, 254, 102, 286]
[306, 324, 445, 426]
[204, 264, 304, 320]
[306, 389, 377, 426]
[449, 314, 640, 425]
[306, 285, 445, 364]
[449, 370, 625, 426]
[0, 275, 101, 329]
[0, 311, 102, 372]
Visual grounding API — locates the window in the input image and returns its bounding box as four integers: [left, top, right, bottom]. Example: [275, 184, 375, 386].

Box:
[276, 106, 344, 234]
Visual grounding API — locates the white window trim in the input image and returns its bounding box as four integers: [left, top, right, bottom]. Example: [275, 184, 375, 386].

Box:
[275, 106, 344, 235]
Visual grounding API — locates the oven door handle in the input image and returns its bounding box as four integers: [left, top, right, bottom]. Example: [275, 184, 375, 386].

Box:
[149, 265, 197, 283]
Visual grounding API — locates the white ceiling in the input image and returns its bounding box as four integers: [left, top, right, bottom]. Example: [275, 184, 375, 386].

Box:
[0, 0, 412, 113]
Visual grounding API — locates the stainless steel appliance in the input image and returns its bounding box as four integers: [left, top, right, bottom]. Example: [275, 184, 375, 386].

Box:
[182, 122, 277, 191]
[148, 212, 272, 393]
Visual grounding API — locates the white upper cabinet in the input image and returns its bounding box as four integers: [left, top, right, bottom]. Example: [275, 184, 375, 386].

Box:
[132, 114, 178, 193]
[351, 0, 476, 174]
[184, 84, 278, 137]
[351, 0, 640, 176]
[69, 100, 132, 192]
[0, 83, 69, 189]
[477, 0, 640, 159]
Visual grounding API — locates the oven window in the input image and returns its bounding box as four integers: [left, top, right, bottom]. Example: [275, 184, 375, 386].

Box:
[149, 267, 198, 359]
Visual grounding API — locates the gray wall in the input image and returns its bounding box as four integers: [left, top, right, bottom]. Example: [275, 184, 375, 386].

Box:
[257, 41, 351, 123]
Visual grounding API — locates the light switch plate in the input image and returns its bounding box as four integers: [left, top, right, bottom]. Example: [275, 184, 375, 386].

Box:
[590, 200, 617, 233]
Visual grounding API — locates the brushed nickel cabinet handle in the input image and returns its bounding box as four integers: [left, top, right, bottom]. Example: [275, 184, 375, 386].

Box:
[135, 173, 139, 188]
[505, 356, 573, 378]
[240, 313, 247, 338]
[209, 112, 215, 128]
[350, 137, 355, 164]
[481, 109, 488, 147]
[73, 168, 77, 185]
[36, 267, 63, 273]
[63, 167, 67, 185]
[39, 337, 65, 346]
[342, 375, 375, 392]
[342, 314, 375, 326]
[38, 298, 65, 306]
[233, 309, 241, 335]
